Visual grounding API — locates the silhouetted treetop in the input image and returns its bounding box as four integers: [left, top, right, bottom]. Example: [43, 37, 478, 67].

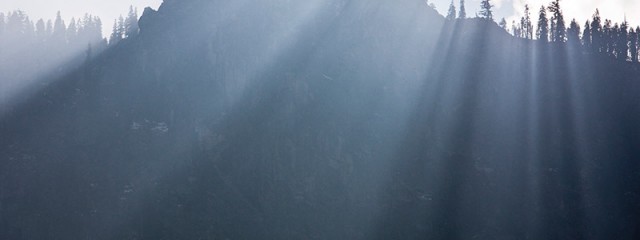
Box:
[501, 3, 640, 63]
[567, 19, 580, 44]
[537, 6, 549, 42]
[522, 5, 533, 39]
[446, 1, 456, 21]
[458, 0, 466, 19]
[124, 6, 139, 38]
[499, 18, 507, 30]
[591, 9, 603, 52]
[479, 0, 493, 20]
[582, 20, 591, 50]
[548, 0, 566, 42]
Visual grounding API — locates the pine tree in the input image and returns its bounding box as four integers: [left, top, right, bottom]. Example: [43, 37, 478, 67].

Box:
[35, 19, 46, 41]
[479, 0, 493, 20]
[6, 11, 32, 42]
[109, 20, 122, 45]
[556, 10, 565, 42]
[93, 16, 104, 41]
[25, 17, 34, 40]
[547, 0, 565, 42]
[118, 15, 125, 39]
[631, 27, 640, 62]
[124, 6, 139, 38]
[567, 19, 580, 45]
[611, 22, 619, 56]
[511, 20, 520, 36]
[537, 6, 548, 42]
[582, 20, 591, 51]
[636, 27, 640, 61]
[46, 19, 53, 37]
[94, 16, 103, 41]
[523, 4, 533, 39]
[590, 9, 602, 52]
[446, 1, 456, 21]
[67, 18, 77, 44]
[76, 14, 101, 45]
[617, 20, 628, 60]
[603, 19, 612, 53]
[520, 17, 526, 38]
[52, 11, 66, 44]
[498, 18, 506, 30]
[458, 0, 466, 19]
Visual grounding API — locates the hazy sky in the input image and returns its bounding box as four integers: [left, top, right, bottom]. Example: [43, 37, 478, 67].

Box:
[431, 0, 640, 29]
[0, 0, 163, 38]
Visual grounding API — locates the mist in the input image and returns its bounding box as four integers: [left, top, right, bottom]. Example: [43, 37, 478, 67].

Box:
[0, 8, 142, 117]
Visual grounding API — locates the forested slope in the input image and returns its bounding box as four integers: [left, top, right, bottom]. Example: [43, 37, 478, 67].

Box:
[1, 0, 639, 239]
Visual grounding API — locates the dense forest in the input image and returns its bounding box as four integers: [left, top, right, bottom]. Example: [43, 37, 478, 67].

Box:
[0, 6, 139, 51]
[0, 10, 105, 80]
[445, 0, 640, 63]
[0, 7, 139, 112]
[1, 0, 640, 239]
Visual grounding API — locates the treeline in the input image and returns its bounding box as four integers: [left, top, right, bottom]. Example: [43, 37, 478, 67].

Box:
[510, 1, 639, 62]
[109, 6, 139, 46]
[445, 0, 640, 63]
[0, 6, 139, 55]
[0, 7, 139, 90]
[0, 11, 105, 57]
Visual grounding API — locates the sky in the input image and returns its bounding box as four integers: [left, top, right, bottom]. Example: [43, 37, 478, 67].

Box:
[0, 0, 163, 38]
[430, 0, 640, 29]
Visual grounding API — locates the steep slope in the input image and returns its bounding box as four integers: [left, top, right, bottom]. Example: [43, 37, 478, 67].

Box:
[1, 0, 640, 239]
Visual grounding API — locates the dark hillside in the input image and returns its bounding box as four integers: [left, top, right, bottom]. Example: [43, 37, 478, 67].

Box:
[1, 0, 640, 239]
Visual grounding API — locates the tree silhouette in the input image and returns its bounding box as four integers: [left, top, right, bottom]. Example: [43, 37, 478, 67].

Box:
[603, 19, 612, 54]
[519, 17, 527, 38]
[446, 1, 456, 21]
[124, 6, 139, 38]
[616, 20, 628, 60]
[498, 18, 506, 30]
[109, 20, 123, 45]
[523, 5, 533, 39]
[637, 26, 640, 55]
[567, 19, 580, 45]
[52, 11, 67, 45]
[633, 27, 640, 62]
[35, 19, 46, 42]
[26, 16, 35, 40]
[511, 20, 520, 36]
[118, 15, 125, 40]
[5, 11, 31, 43]
[582, 20, 591, 51]
[46, 19, 53, 37]
[548, 0, 566, 42]
[537, 6, 549, 42]
[479, 0, 493, 20]
[591, 10, 603, 53]
[76, 14, 104, 48]
[67, 18, 78, 45]
[458, 0, 466, 19]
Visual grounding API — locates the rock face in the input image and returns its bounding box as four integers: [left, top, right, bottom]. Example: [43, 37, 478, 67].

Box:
[138, 7, 158, 35]
[2, 0, 640, 239]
